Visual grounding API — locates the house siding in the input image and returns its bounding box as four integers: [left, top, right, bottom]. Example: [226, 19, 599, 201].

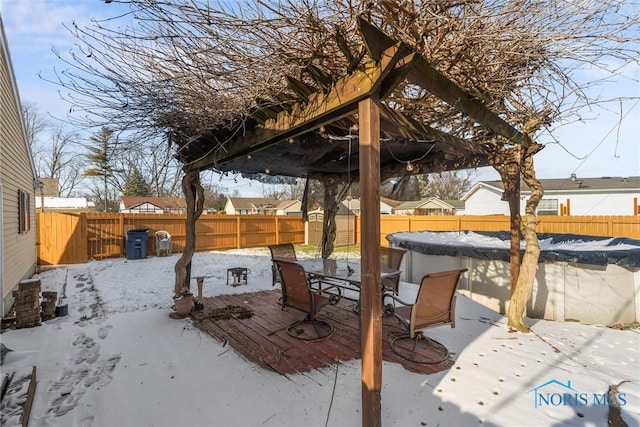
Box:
[462, 186, 509, 215]
[549, 191, 639, 216]
[1, 21, 38, 316]
[463, 184, 640, 216]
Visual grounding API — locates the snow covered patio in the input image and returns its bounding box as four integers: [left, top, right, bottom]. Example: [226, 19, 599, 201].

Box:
[1, 248, 638, 426]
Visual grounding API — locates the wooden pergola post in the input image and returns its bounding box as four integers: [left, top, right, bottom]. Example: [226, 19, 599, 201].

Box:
[358, 96, 382, 427]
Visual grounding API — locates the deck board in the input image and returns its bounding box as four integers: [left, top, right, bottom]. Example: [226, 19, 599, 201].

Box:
[190, 289, 453, 375]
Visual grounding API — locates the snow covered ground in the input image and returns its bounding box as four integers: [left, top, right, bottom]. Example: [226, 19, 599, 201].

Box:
[1, 248, 638, 426]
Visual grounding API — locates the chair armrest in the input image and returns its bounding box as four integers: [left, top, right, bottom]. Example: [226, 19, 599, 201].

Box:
[310, 283, 342, 305]
[382, 291, 411, 307]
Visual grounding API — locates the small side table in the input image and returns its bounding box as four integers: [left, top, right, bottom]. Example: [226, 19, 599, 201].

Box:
[227, 267, 248, 287]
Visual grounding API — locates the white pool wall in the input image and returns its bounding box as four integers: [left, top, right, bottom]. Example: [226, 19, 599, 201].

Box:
[399, 251, 640, 326]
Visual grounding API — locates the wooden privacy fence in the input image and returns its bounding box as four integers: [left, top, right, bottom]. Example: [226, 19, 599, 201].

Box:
[37, 212, 639, 265]
[37, 212, 305, 265]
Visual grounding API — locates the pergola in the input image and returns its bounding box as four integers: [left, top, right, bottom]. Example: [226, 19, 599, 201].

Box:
[174, 18, 540, 426]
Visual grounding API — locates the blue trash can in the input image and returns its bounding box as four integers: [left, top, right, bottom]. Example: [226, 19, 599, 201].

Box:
[125, 229, 149, 260]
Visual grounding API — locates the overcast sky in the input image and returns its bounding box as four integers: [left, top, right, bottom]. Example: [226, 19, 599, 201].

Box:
[2, 0, 639, 195]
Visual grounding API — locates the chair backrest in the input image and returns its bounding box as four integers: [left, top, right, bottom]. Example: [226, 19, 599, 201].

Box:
[155, 230, 171, 241]
[380, 247, 406, 293]
[269, 243, 297, 286]
[381, 247, 406, 270]
[273, 259, 312, 313]
[268, 243, 297, 261]
[410, 268, 468, 336]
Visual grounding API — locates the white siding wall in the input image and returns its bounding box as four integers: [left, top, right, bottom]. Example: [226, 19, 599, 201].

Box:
[224, 199, 236, 215]
[463, 186, 639, 216]
[1, 31, 38, 316]
[277, 200, 302, 215]
[461, 187, 510, 215]
[548, 191, 640, 216]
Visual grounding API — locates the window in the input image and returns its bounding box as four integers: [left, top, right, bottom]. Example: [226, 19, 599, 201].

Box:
[18, 189, 31, 233]
[537, 198, 559, 216]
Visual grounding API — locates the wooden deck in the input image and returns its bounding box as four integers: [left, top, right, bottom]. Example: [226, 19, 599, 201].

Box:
[190, 289, 453, 375]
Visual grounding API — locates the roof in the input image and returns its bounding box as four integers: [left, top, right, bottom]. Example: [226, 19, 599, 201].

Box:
[395, 200, 427, 210]
[276, 200, 300, 210]
[395, 197, 464, 210]
[121, 196, 187, 210]
[380, 197, 403, 208]
[36, 197, 91, 209]
[228, 197, 281, 210]
[341, 198, 393, 213]
[444, 199, 466, 209]
[466, 176, 640, 197]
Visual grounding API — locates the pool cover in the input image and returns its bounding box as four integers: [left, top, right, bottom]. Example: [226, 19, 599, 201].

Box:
[386, 231, 640, 267]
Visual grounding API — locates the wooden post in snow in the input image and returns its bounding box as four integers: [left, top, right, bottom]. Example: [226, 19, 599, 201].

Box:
[358, 96, 382, 427]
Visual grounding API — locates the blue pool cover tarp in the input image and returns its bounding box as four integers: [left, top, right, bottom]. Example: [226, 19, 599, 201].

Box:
[386, 231, 640, 268]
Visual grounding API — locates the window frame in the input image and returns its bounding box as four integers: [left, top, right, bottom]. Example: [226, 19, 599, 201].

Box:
[537, 198, 559, 216]
[18, 189, 31, 233]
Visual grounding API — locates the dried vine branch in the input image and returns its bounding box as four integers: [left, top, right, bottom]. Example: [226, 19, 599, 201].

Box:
[44, 0, 639, 158]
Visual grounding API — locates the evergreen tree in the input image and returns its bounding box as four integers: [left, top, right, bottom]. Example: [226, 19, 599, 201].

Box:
[123, 168, 151, 196]
[84, 127, 122, 211]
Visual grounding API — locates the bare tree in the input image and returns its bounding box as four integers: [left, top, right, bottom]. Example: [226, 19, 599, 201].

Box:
[37, 125, 85, 197]
[45, 0, 640, 331]
[420, 170, 477, 200]
[201, 183, 227, 212]
[261, 181, 305, 200]
[22, 101, 47, 149]
[23, 102, 85, 196]
[123, 138, 183, 197]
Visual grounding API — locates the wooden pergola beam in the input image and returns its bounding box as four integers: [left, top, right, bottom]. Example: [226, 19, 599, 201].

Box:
[358, 17, 533, 148]
[188, 43, 410, 171]
[378, 104, 490, 155]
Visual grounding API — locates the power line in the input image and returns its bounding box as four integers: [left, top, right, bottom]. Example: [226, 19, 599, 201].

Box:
[571, 99, 639, 177]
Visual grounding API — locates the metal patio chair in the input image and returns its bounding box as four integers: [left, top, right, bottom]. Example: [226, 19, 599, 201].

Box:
[273, 259, 341, 341]
[154, 230, 172, 257]
[380, 246, 407, 295]
[268, 243, 297, 286]
[384, 268, 468, 364]
[353, 246, 407, 314]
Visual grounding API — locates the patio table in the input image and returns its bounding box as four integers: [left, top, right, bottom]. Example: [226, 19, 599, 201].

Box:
[298, 258, 400, 302]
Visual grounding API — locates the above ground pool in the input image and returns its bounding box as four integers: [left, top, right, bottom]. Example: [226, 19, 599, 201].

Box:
[387, 231, 640, 326]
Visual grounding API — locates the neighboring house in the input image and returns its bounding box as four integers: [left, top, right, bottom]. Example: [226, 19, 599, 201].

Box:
[119, 196, 187, 214]
[341, 198, 393, 215]
[380, 196, 403, 212]
[462, 176, 640, 216]
[394, 197, 465, 215]
[36, 197, 95, 212]
[224, 197, 302, 215]
[1, 19, 39, 316]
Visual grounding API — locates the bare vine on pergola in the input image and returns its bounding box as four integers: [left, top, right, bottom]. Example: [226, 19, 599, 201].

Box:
[47, 0, 639, 333]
